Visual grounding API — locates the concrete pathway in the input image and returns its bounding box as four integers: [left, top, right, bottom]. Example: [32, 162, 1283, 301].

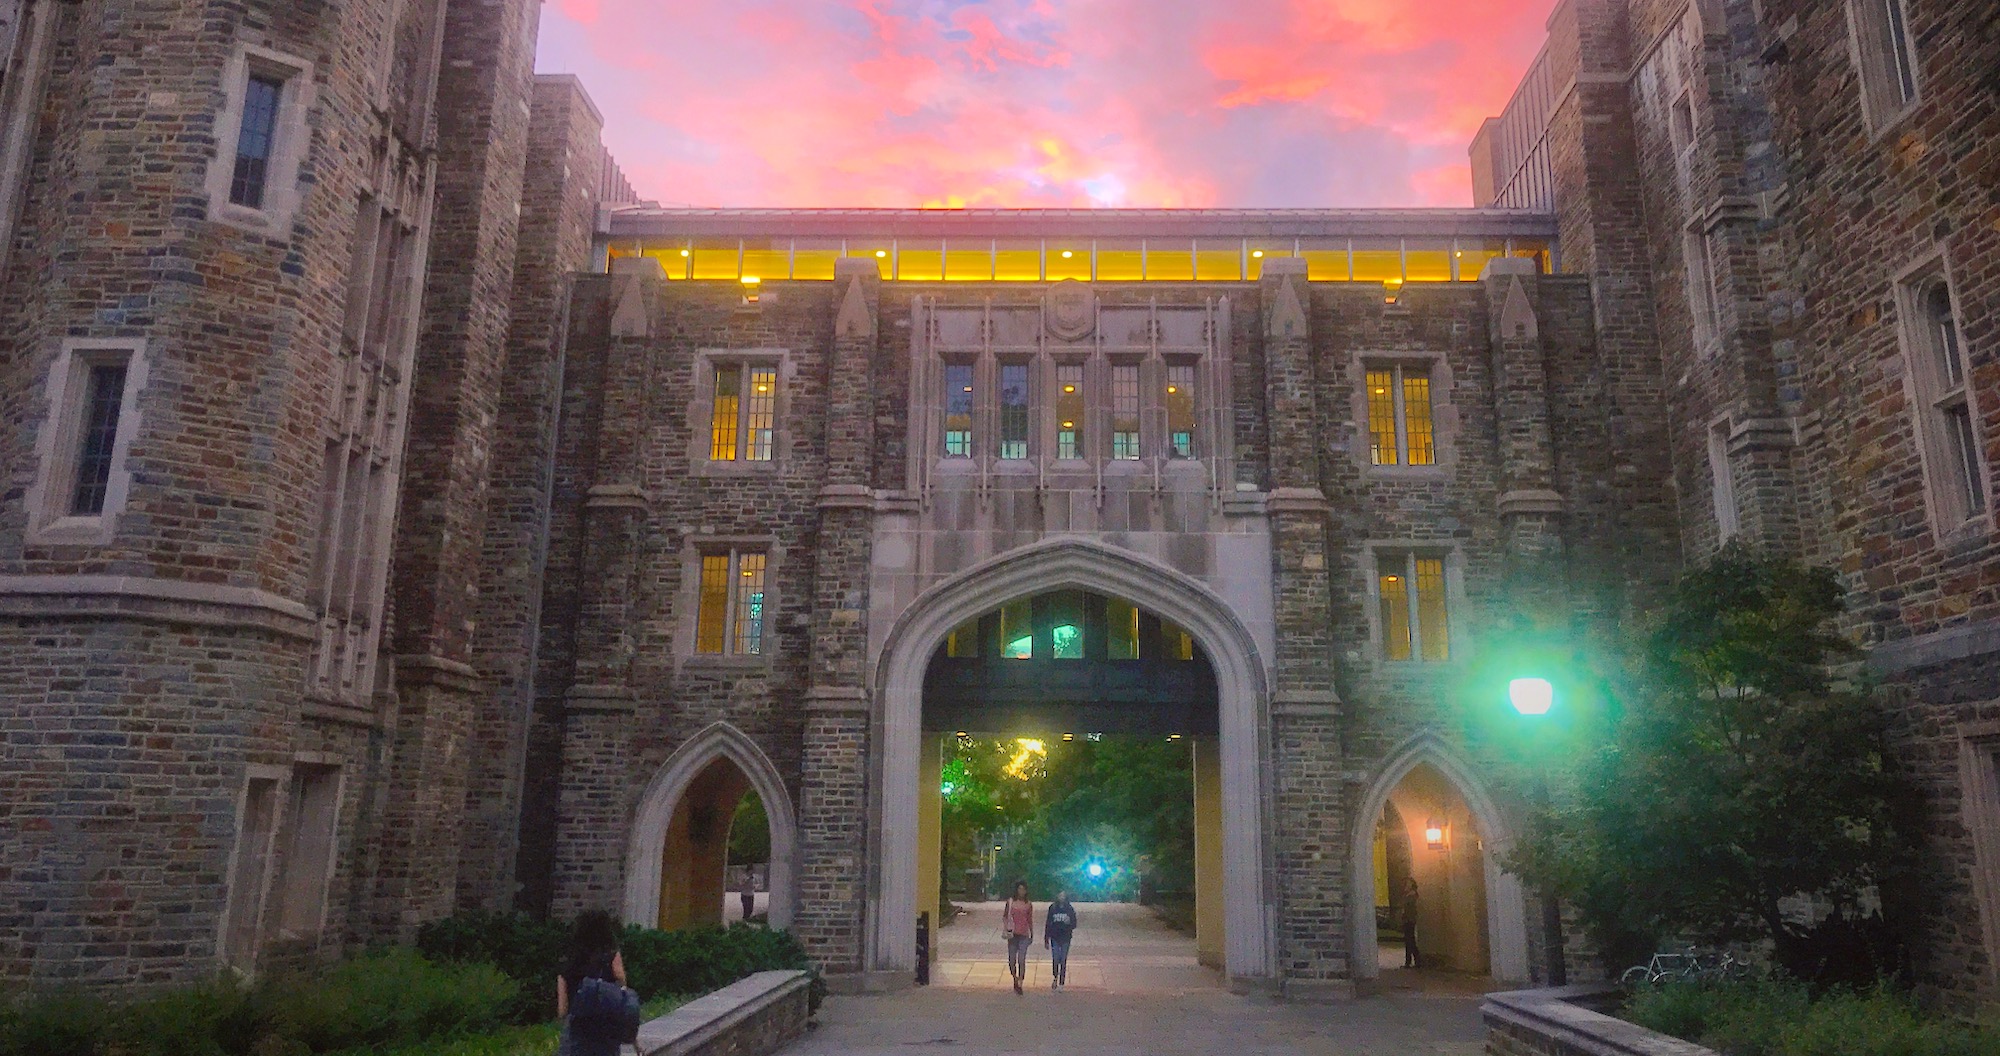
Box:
[789, 902, 1488, 1056]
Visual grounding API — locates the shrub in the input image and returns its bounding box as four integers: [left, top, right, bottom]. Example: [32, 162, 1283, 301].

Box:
[417, 913, 826, 1019]
[268, 948, 515, 1052]
[0, 990, 109, 1056]
[1627, 981, 2000, 1056]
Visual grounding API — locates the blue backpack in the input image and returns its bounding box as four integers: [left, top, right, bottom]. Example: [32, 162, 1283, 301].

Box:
[570, 975, 641, 1043]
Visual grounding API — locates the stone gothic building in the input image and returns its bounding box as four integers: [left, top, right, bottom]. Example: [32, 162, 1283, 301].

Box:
[0, 0, 1994, 1010]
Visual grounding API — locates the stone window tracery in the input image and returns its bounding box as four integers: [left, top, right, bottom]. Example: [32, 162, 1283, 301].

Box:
[1376, 551, 1451, 662]
[708, 363, 776, 462]
[1847, 0, 1921, 130]
[1366, 364, 1436, 467]
[695, 548, 767, 656]
[25, 338, 149, 544]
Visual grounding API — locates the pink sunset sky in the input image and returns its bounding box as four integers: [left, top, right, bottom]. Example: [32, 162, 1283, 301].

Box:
[532, 0, 1551, 209]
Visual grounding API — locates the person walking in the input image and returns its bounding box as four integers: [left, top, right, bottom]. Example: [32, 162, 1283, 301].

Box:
[1400, 876, 1422, 969]
[739, 867, 756, 922]
[554, 910, 637, 1056]
[1001, 880, 1034, 994]
[1044, 890, 1078, 991]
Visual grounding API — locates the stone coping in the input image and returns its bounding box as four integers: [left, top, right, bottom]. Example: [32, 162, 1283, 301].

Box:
[635, 969, 810, 1056]
[1483, 984, 1718, 1056]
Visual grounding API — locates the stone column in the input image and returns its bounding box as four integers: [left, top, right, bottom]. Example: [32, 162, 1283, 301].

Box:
[1258, 259, 1347, 995]
[1485, 261, 1566, 575]
[550, 261, 659, 916]
[796, 259, 880, 974]
[1193, 736, 1225, 969]
[917, 733, 944, 964]
[375, 0, 542, 937]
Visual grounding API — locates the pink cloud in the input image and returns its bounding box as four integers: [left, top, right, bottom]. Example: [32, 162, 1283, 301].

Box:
[533, 0, 1551, 208]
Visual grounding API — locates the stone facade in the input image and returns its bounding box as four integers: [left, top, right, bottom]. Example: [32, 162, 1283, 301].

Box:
[0, 0, 604, 986]
[1476, 0, 2000, 1010]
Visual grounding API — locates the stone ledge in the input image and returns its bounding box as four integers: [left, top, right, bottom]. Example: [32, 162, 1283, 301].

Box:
[1483, 985, 1716, 1056]
[0, 574, 317, 641]
[1865, 618, 2000, 676]
[636, 969, 812, 1056]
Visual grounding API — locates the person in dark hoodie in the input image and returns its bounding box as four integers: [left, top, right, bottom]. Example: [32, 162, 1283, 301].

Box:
[1044, 890, 1078, 991]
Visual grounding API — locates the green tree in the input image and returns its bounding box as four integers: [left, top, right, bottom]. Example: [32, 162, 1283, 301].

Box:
[727, 792, 769, 866]
[1500, 550, 1916, 975]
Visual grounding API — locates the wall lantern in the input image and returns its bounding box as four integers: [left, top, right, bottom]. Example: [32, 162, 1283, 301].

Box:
[1425, 818, 1448, 851]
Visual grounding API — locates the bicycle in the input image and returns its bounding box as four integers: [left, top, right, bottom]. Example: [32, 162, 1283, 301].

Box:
[1621, 947, 1755, 987]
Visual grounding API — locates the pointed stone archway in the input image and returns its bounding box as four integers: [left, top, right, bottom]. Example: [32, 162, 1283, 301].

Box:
[624, 722, 798, 931]
[870, 538, 1276, 985]
[1349, 732, 1530, 986]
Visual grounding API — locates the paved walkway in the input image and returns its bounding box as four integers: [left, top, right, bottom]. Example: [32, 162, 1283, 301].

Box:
[789, 902, 1488, 1056]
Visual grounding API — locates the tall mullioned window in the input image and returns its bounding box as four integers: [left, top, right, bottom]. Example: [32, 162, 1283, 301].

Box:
[944, 363, 974, 457]
[999, 363, 1030, 460]
[231, 74, 284, 208]
[1848, 0, 1920, 129]
[1366, 365, 1436, 467]
[709, 364, 776, 462]
[1111, 364, 1141, 460]
[696, 549, 768, 656]
[69, 363, 129, 516]
[1056, 365, 1084, 459]
[1166, 363, 1196, 458]
[1900, 272, 1987, 527]
[1378, 552, 1450, 662]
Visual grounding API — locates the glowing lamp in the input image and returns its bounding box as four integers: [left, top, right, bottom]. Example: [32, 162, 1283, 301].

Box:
[1425, 819, 1448, 850]
[1061, 249, 1074, 258]
[740, 276, 761, 285]
[1252, 250, 1264, 258]
[679, 249, 690, 257]
[1062, 733, 1074, 741]
[1086, 862, 1105, 879]
[874, 249, 887, 258]
[1063, 385, 1075, 393]
[1509, 677, 1554, 716]
[1166, 385, 1178, 394]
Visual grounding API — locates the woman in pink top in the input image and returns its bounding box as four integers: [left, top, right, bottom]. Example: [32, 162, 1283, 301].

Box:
[1001, 880, 1034, 994]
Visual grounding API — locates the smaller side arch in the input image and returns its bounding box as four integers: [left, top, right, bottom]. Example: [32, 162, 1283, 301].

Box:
[624, 722, 798, 931]
[1349, 731, 1531, 985]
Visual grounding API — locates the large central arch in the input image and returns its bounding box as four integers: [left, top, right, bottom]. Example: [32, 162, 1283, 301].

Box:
[871, 537, 1275, 982]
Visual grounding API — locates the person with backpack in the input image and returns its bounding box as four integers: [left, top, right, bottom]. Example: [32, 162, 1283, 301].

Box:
[1000, 880, 1034, 994]
[555, 910, 640, 1056]
[1044, 890, 1078, 991]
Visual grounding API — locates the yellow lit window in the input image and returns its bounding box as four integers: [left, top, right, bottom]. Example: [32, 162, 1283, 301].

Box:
[1404, 241, 1452, 283]
[1351, 239, 1401, 284]
[1377, 565, 1412, 662]
[1194, 240, 1243, 281]
[696, 549, 769, 656]
[1046, 244, 1090, 282]
[1096, 240, 1143, 281]
[1246, 242, 1293, 281]
[1415, 557, 1449, 661]
[1106, 597, 1139, 660]
[846, 242, 893, 279]
[792, 239, 841, 280]
[1510, 239, 1552, 273]
[1000, 598, 1033, 659]
[709, 364, 776, 462]
[994, 241, 1041, 281]
[1300, 239, 1351, 281]
[1111, 365, 1140, 459]
[1402, 373, 1435, 466]
[946, 617, 981, 658]
[944, 240, 992, 281]
[696, 554, 731, 653]
[690, 238, 739, 281]
[1455, 239, 1506, 281]
[1379, 552, 1449, 662]
[898, 241, 943, 282]
[1366, 363, 1437, 467]
[740, 240, 789, 282]
[1161, 619, 1195, 661]
[1056, 364, 1084, 460]
[710, 365, 741, 461]
[1166, 362, 1196, 458]
[645, 243, 690, 280]
[1145, 240, 1194, 281]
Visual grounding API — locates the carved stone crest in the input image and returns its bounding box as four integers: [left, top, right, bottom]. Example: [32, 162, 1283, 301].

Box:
[1044, 279, 1095, 341]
